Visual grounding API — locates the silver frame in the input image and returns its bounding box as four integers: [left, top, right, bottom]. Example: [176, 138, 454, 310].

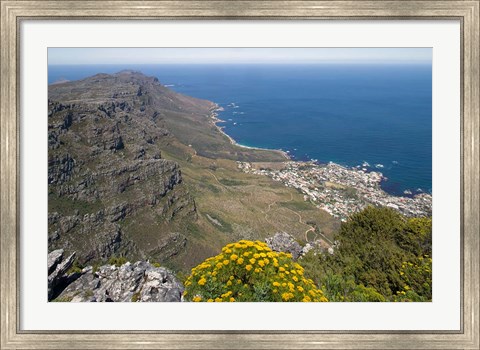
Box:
[1, 1, 478, 349]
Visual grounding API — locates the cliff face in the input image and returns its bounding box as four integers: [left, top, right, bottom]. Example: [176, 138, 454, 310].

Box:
[48, 71, 214, 265]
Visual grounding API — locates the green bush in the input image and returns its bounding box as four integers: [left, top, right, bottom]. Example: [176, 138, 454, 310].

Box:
[108, 256, 127, 267]
[301, 206, 432, 301]
[183, 240, 327, 302]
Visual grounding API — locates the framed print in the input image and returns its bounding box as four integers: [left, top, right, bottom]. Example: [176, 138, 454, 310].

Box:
[1, 1, 478, 349]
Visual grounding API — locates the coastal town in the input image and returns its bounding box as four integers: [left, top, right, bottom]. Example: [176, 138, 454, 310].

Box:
[238, 160, 432, 221]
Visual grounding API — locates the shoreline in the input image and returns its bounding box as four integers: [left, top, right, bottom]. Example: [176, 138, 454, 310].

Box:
[209, 105, 431, 200]
[209, 106, 291, 160]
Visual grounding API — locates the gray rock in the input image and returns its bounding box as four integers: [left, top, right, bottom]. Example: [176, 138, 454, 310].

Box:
[48, 250, 76, 300]
[55, 261, 183, 302]
[47, 249, 64, 275]
[265, 232, 303, 260]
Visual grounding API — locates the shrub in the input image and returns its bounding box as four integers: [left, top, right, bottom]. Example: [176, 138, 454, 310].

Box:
[301, 206, 432, 301]
[183, 240, 327, 302]
[108, 256, 127, 267]
[393, 255, 432, 301]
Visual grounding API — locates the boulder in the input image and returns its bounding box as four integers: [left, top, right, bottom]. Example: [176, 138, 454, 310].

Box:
[265, 232, 303, 260]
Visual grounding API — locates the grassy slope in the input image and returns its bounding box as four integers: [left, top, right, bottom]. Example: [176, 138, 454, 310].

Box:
[156, 139, 341, 273]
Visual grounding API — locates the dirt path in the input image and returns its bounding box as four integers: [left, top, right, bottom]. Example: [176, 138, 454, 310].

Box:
[207, 170, 229, 192]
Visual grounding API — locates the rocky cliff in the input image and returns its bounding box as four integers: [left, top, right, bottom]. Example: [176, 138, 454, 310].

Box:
[48, 71, 214, 265]
[49, 249, 183, 302]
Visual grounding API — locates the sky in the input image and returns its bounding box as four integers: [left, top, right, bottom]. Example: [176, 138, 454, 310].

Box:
[48, 48, 432, 65]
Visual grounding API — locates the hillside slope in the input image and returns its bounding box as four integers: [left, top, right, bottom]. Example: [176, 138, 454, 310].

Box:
[48, 71, 340, 272]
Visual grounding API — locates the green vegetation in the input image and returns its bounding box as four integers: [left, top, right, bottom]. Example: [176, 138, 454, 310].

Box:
[131, 292, 141, 302]
[279, 201, 314, 211]
[108, 256, 128, 267]
[66, 260, 83, 274]
[183, 240, 327, 302]
[302, 206, 432, 302]
[218, 178, 246, 186]
[48, 193, 102, 217]
[51, 296, 73, 302]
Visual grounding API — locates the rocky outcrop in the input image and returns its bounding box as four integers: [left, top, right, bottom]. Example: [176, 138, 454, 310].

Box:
[55, 260, 184, 302]
[265, 232, 334, 259]
[48, 249, 77, 300]
[265, 232, 303, 260]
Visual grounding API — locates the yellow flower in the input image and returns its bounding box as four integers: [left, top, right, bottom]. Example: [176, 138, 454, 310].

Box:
[198, 278, 207, 286]
[230, 254, 238, 261]
[258, 260, 265, 267]
[226, 280, 232, 286]
[249, 258, 256, 264]
[237, 258, 244, 265]
[272, 281, 280, 287]
[215, 297, 223, 302]
[229, 297, 235, 302]
[193, 296, 202, 302]
[292, 276, 299, 282]
[245, 264, 253, 271]
[302, 295, 311, 302]
[297, 286, 304, 292]
[263, 258, 270, 265]
[223, 260, 230, 266]
[253, 253, 260, 259]
[254, 268, 262, 273]
[207, 299, 214, 302]
[279, 267, 285, 272]
[243, 252, 250, 257]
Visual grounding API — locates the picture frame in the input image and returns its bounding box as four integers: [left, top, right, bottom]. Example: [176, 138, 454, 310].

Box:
[1, 1, 478, 349]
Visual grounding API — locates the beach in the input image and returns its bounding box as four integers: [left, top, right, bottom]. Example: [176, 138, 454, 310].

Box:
[209, 106, 291, 160]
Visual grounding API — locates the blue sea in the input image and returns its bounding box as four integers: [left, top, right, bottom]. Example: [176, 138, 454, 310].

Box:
[48, 64, 432, 196]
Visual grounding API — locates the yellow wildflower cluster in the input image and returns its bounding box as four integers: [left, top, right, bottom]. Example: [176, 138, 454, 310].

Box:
[183, 240, 327, 302]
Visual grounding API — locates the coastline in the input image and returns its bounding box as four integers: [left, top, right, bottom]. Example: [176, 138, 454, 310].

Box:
[209, 106, 291, 160]
[238, 160, 432, 221]
[208, 105, 431, 211]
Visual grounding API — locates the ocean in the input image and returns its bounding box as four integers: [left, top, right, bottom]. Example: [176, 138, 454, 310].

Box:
[48, 64, 432, 196]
